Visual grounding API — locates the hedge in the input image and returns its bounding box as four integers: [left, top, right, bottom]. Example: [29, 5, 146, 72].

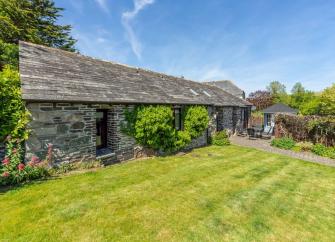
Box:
[275, 114, 335, 147]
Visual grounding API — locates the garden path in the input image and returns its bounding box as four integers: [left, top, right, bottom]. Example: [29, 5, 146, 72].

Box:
[230, 136, 335, 167]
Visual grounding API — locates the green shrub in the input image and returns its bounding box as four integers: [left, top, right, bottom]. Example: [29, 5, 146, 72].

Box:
[311, 144, 335, 159]
[212, 130, 230, 146]
[271, 137, 296, 150]
[0, 65, 29, 141]
[295, 141, 314, 152]
[123, 105, 209, 152]
[184, 106, 209, 139]
[134, 105, 177, 152]
[175, 131, 191, 150]
[291, 146, 301, 152]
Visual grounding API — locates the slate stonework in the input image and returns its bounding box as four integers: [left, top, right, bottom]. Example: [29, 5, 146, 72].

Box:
[25, 102, 243, 165]
[25, 103, 96, 163]
[233, 107, 243, 131]
[216, 106, 234, 133]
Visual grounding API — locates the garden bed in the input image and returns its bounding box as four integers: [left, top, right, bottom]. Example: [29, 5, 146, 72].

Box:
[271, 137, 335, 160]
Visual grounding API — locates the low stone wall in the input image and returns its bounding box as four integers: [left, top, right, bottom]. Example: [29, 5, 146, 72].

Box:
[185, 132, 208, 150]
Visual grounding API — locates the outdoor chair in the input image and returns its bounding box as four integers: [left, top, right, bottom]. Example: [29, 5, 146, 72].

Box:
[237, 128, 247, 137]
[247, 128, 257, 140]
[261, 126, 274, 139]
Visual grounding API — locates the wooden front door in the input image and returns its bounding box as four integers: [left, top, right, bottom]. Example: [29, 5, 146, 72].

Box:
[96, 110, 108, 149]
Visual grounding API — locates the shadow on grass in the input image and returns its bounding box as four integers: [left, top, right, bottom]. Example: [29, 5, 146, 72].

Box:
[0, 176, 61, 195]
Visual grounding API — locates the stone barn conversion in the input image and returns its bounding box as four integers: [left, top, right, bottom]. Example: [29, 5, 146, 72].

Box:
[18, 41, 252, 164]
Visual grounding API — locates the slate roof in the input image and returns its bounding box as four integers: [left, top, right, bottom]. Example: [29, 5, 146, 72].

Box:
[19, 41, 251, 107]
[262, 103, 298, 114]
[205, 80, 245, 99]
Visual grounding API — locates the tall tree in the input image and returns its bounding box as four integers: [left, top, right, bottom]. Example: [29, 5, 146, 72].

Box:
[266, 81, 289, 104]
[0, 0, 76, 141]
[0, 0, 76, 51]
[291, 82, 305, 94]
[0, 40, 18, 70]
[246, 90, 274, 111]
[319, 84, 335, 115]
[290, 82, 315, 110]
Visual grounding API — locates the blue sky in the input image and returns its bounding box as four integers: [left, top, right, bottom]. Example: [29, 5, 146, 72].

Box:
[55, 0, 335, 94]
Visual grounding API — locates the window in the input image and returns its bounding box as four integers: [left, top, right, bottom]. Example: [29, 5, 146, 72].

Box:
[190, 89, 199, 95]
[96, 110, 108, 149]
[174, 108, 182, 131]
[203, 90, 211, 97]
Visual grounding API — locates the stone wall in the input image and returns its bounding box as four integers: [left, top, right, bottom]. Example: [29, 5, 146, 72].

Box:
[185, 132, 208, 150]
[108, 105, 136, 162]
[26, 103, 96, 163]
[233, 107, 243, 132]
[207, 106, 217, 137]
[216, 106, 234, 133]
[25, 103, 138, 165]
[24, 102, 225, 165]
[215, 106, 247, 135]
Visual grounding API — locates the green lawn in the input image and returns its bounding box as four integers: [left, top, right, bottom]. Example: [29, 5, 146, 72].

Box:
[1, 145, 335, 241]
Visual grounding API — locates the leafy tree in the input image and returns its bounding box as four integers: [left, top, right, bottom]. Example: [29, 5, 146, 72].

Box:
[300, 96, 321, 115]
[246, 90, 273, 111]
[0, 41, 18, 70]
[291, 82, 305, 94]
[0, 0, 76, 51]
[0, 65, 29, 140]
[266, 81, 289, 104]
[0, 0, 76, 141]
[290, 82, 315, 110]
[319, 84, 335, 115]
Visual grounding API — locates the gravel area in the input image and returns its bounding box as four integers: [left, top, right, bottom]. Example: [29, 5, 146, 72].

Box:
[230, 136, 335, 167]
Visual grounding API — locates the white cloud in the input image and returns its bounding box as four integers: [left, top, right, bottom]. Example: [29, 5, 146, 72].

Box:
[198, 67, 231, 81]
[122, 0, 155, 59]
[95, 0, 109, 13]
[73, 29, 130, 63]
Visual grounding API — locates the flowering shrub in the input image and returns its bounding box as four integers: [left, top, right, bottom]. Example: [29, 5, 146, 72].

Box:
[0, 137, 49, 186]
